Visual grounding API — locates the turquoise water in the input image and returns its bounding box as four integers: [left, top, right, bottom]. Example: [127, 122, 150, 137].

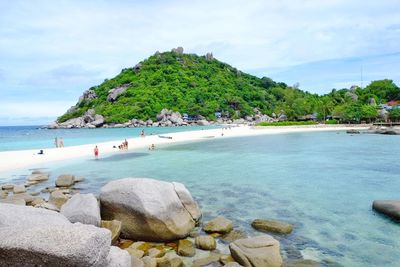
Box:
[0, 126, 218, 151]
[1, 131, 400, 266]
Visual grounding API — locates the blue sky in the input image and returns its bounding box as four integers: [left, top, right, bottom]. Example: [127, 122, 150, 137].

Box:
[0, 0, 399, 125]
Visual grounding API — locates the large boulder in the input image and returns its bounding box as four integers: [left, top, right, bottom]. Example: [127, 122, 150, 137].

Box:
[59, 117, 85, 128]
[99, 178, 201, 241]
[372, 200, 400, 221]
[60, 193, 101, 226]
[91, 114, 105, 127]
[229, 236, 282, 267]
[0, 223, 111, 267]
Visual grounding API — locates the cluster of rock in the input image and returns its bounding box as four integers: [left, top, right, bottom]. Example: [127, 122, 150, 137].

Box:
[367, 126, 400, 135]
[49, 109, 105, 129]
[0, 173, 308, 267]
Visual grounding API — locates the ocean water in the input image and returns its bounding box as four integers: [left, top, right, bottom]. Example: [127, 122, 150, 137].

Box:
[1, 130, 400, 266]
[0, 125, 218, 151]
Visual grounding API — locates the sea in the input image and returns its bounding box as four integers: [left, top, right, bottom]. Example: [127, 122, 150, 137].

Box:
[0, 126, 399, 266]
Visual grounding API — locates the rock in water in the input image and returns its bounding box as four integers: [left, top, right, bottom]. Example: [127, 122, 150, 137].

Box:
[13, 185, 26, 194]
[251, 219, 294, 234]
[106, 246, 131, 267]
[203, 216, 233, 234]
[60, 193, 101, 226]
[27, 172, 49, 182]
[48, 190, 69, 209]
[195, 235, 217, 250]
[55, 174, 75, 187]
[229, 236, 282, 267]
[100, 178, 201, 241]
[0, 223, 111, 267]
[373, 200, 400, 221]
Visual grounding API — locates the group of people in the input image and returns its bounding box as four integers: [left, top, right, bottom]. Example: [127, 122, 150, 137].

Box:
[118, 139, 129, 150]
[54, 137, 64, 148]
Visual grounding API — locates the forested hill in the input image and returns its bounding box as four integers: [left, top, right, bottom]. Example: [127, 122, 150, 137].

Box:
[58, 48, 400, 124]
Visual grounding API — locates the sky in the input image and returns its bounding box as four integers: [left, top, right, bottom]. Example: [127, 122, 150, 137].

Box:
[0, 0, 399, 125]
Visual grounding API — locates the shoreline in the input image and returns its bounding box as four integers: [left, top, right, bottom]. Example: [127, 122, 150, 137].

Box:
[0, 124, 369, 173]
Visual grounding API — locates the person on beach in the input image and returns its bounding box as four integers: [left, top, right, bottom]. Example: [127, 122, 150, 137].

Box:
[94, 146, 99, 159]
[140, 129, 145, 137]
[124, 139, 128, 149]
[59, 137, 64, 147]
[54, 137, 58, 148]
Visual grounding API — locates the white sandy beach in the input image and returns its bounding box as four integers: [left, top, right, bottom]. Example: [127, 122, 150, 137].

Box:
[0, 124, 369, 173]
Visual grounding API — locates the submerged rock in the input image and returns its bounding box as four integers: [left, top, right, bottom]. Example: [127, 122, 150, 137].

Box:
[48, 190, 69, 209]
[251, 219, 294, 234]
[27, 172, 49, 182]
[60, 193, 101, 226]
[100, 178, 201, 241]
[13, 184, 26, 194]
[373, 200, 400, 221]
[229, 235, 282, 267]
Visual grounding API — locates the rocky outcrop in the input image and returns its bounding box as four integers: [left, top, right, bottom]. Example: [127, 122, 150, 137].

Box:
[107, 85, 129, 102]
[60, 193, 101, 226]
[78, 89, 98, 103]
[99, 178, 201, 241]
[106, 246, 131, 267]
[373, 200, 400, 221]
[251, 219, 294, 234]
[229, 236, 282, 267]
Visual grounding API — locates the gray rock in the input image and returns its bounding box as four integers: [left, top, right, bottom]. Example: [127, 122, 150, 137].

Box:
[158, 257, 183, 267]
[131, 255, 145, 267]
[251, 219, 294, 234]
[373, 200, 400, 221]
[107, 246, 131, 267]
[78, 89, 98, 104]
[61, 193, 101, 226]
[59, 117, 85, 128]
[9, 192, 35, 204]
[13, 185, 26, 194]
[91, 114, 105, 127]
[100, 178, 201, 241]
[107, 85, 129, 102]
[177, 239, 195, 257]
[229, 236, 282, 267]
[197, 120, 209, 126]
[0, 223, 111, 267]
[0, 190, 6, 199]
[172, 182, 201, 221]
[35, 202, 60, 212]
[141, 256, 157, 267]
[0, 203, 69, 227]
[1, 184, 14, 190]
[222, 230, 248, 242]
[203, 216, 233, 234]
[56, 174, 75, 187]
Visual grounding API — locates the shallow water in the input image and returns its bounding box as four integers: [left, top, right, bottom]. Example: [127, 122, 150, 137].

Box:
[0, 125, 218, 151]
[1, 131, 400, 266]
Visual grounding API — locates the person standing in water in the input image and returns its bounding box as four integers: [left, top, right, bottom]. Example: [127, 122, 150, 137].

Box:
[94, 146, 99, 159]
[59, 137, 64, 147]
[54, 137, 58, 148]
[140, 129, 145, 137]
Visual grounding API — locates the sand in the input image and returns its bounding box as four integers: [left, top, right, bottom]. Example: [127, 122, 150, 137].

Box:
[0, 124, 369, 173]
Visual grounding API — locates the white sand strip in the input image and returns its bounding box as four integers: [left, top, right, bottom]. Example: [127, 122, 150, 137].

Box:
[0, 124, 369, 172]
